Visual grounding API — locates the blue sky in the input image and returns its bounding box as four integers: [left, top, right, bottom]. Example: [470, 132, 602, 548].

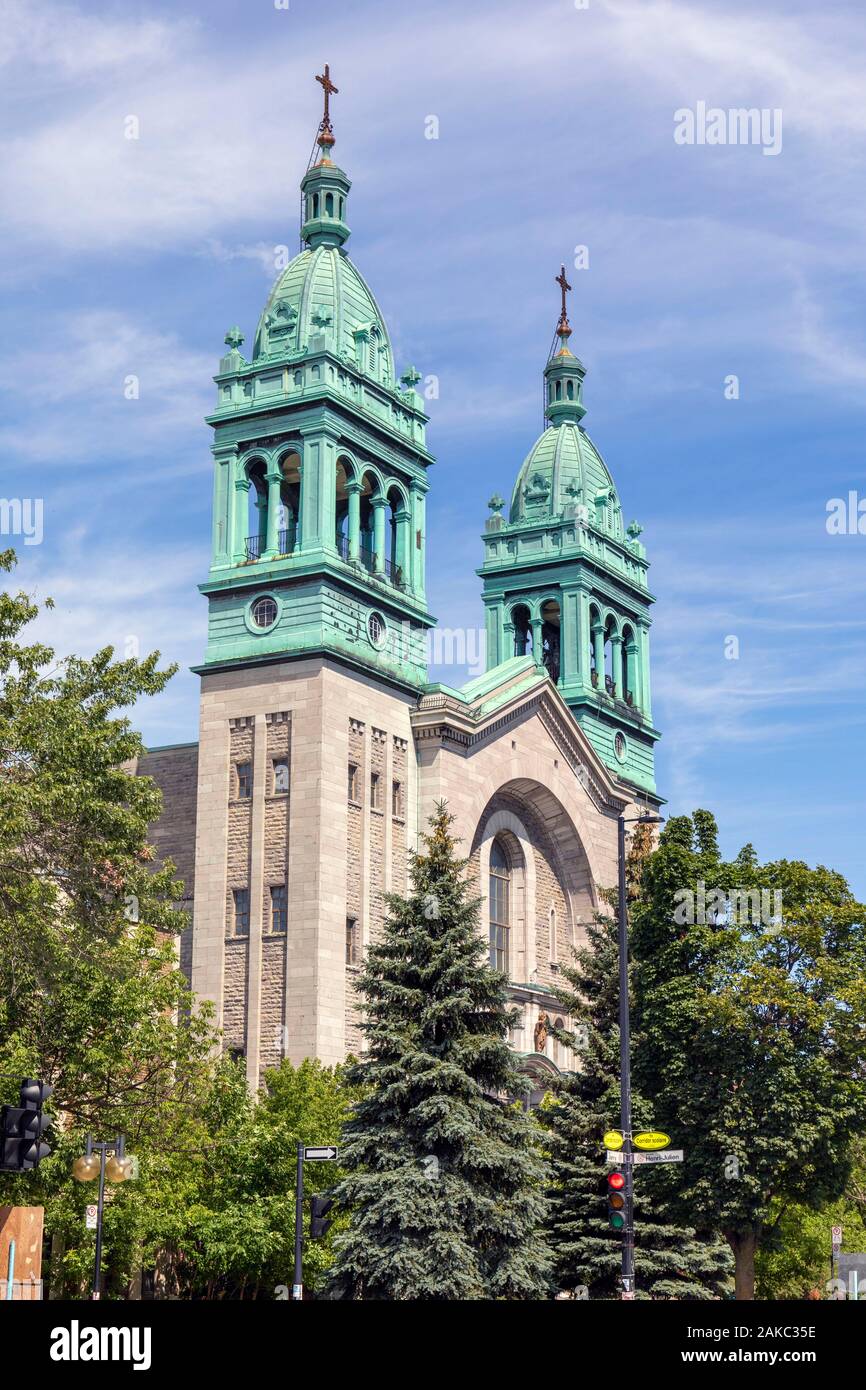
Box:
[2, 0, 864, 895]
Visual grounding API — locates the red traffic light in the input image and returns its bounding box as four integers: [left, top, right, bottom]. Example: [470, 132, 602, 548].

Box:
[607, 1170, 625, 1190]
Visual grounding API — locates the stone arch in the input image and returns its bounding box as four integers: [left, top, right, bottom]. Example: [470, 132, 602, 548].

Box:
[511, 602, 532, 658]
[385, 481, 411, 586]
[243, 456, 268, 558]
[516, 1053, 561, 1110]
[275, 447, 301, 553]
[471, 778, 596, 982]
[356, 467, 386, 572]
[540, 595, 561, 685]
[478, 808, 535, 983]
[603, 612, 621, 695]
[621, 620, 639, 708]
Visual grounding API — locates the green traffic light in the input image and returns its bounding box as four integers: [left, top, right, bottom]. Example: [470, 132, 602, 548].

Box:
[609, 1211, 625, 1230]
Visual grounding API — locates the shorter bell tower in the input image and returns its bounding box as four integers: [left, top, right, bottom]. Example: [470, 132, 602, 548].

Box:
[478, 266, 660, 794]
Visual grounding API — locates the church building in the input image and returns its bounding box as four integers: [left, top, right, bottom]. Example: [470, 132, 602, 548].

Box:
[135, 70, 662, 1094]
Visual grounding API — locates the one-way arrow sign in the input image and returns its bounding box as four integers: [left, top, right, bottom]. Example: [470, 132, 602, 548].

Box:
[304, 1146, 338, 1161]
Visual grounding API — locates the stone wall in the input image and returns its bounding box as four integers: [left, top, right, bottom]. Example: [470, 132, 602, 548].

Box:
[192, 658, 417, 1073]
[134, 743, 199, 981]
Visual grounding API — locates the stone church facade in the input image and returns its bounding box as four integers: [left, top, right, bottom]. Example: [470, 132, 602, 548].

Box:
[134, 76, 663, 1093]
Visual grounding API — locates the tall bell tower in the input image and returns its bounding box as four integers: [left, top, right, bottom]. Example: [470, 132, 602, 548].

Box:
[479, 268, 660, 794]
[189, 70, 436, 1084]
[198, 66, 435, 692]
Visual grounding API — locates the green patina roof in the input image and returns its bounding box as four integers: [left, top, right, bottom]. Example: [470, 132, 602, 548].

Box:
[252, 244, 395, 382]
[509, 419, 621, 534]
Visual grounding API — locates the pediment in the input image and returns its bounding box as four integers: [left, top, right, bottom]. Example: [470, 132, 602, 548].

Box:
[412, 659, 630, 815]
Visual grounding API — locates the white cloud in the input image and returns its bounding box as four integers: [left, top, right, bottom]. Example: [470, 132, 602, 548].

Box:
[0, 311, 213, 466]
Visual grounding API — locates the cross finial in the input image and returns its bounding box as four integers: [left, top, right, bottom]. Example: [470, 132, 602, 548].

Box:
[316, 64, 339, 139]
[555, 263, 572, 344]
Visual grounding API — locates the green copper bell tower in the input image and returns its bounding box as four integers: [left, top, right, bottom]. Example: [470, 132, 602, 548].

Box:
[479, 267, 660, 793]
[198, 66, 435, 693]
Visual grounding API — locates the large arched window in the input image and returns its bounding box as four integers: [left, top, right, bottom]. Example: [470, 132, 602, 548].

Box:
[489, 838, 510, 973]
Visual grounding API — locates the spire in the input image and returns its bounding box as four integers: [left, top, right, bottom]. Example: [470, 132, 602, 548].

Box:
[544, 261, 586, 424]
[301, 64, 352, 250]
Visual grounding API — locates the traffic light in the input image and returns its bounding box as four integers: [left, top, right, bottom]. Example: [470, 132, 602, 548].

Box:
[310, 1194, 333, 1240]
[1, 1079, 53, 1171]
[607, 1169, 626, 1230]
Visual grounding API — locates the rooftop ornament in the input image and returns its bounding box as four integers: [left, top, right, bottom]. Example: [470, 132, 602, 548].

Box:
[315, 64, 339, 160]
[554, 264, 573, 356]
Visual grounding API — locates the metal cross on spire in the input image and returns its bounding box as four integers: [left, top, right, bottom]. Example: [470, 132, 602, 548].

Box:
[555, 263, 573, 343]
[316, 64, 338, 135]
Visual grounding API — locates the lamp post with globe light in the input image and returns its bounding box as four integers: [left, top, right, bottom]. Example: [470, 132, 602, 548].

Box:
[617, 808, 664, 1300]
[72, 1134, 133, 1299]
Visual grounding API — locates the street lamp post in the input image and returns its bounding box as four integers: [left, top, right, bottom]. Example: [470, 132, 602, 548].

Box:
[73, 1134, 132, 1300]
[616, 808, 664, 1300]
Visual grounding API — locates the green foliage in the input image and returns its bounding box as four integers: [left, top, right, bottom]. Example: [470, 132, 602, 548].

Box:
[543, 867, 731, 1300]
[137, 1055, 355, 1299]
[631, 810, 866, 1299]
[327, 804, 551, 1300]
[755, 1139, 866, 1299]
[0, 547, 209, 1135]
[0, 553, 353, 1298]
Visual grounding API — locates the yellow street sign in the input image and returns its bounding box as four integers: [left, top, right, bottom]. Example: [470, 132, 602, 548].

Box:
[633, 1131, 671, 1151]
[602, 1130, 624, 1151]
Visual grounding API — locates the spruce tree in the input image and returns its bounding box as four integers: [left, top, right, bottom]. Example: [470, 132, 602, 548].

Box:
[544, 825, 732, 1300]
[326, 805, 551, 1300]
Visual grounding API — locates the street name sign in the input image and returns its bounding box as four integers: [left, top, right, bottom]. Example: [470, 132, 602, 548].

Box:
[633, 1149, 683, 1165]
[304, 1146, 338, 1161]
[606, 1150, 630, 1164]
[633, 1131, 670, 1151]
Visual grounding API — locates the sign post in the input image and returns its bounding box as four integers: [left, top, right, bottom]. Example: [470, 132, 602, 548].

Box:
[293, 1143, 340, 1301]
[831, 1225, 842, 1292]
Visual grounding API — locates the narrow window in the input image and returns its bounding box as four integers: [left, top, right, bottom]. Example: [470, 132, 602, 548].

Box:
[392, 779, 403, 819]
[346, 916, 359, 965]
[549, 906, 558, 964]
[325, 192, 334, 216]
[270, 885, 288, 934]
[273, 759, 289, 794]
[370, 770, 381, 811]
[348, 762, 359, 802]
[236, 762, 252, 799]
[312, 193, 319, 218]
[488, 838, 510, 974]
[233, 888, 250, 937]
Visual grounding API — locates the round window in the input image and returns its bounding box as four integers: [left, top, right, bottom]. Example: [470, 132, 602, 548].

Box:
[251, 596, 278, 629]
[614, 731, 627, 763]
[367, 611, 386, 649]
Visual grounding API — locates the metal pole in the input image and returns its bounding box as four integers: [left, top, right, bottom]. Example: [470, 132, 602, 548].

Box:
[292, 1142, 304, 1301]
[6, 1239, 14, 1301]
[617, 814, 635, 1297]
[92, 1144, 106, 1301]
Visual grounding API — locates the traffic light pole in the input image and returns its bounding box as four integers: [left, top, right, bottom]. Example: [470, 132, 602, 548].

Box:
[293, 1142, 304, 1302]
[617, 813, 635, 1298]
